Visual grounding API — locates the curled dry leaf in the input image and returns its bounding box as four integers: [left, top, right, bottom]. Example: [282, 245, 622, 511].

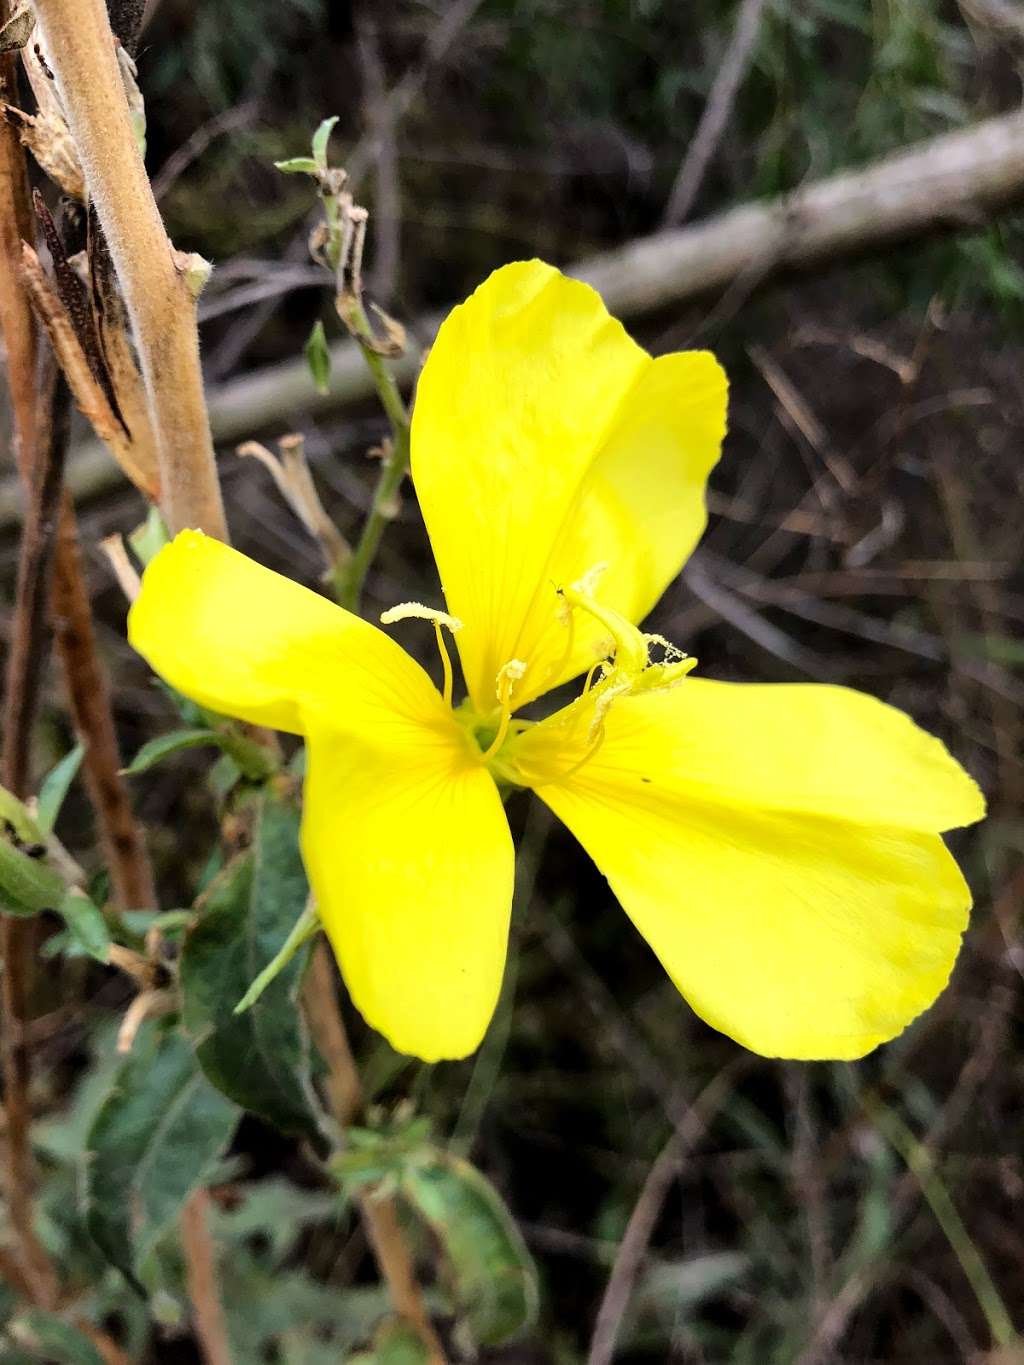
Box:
[20, 244, 160, 501]
[0, 2, 34, 53]
[0, 102, 85, 200]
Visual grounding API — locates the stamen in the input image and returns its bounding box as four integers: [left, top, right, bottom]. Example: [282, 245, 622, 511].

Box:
[480, 659, 526, 762]
[558, 584, 648, 674]
[581, 660, 605, 696]
[380, 601, 463, 632]
[380, 601, 463, 707]
[434, 624, 454, 707]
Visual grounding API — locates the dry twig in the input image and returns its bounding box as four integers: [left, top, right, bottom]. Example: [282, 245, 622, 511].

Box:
[586, 1063, 743, 1365]
[663, 0, 769, 225]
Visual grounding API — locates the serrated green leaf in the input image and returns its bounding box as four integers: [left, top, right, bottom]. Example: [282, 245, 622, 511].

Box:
[274, 155, 320, 175]
[180, 794, 323, 1143]
[35, 743, 85, 836]
[311, 116, 338, 171]
[400, 1151, 539, 1347]
[7, 1312, 106, 1365]
[57, 891, 111, 963]
[0, 838, 65, 915]
[85, 1022, 239, 1283]
[305, 318, 332, 394]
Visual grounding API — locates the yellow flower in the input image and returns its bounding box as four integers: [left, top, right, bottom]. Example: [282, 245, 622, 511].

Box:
[128, 260, 984, 1064]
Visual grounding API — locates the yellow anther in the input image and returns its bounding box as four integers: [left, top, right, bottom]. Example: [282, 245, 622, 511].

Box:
[380, 601, 463, 632]
[480, 659, 526, 763]
[380, 601, 463, 707]
[495, 658, 527, 701]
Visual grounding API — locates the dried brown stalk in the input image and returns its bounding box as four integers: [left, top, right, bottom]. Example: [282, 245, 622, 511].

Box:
[0, 18, 60, 1310]
[303, 943, 446, 1362]
[33, 0, 226, 538]
[180, 1191, 234, 1365]
[50, 498, 157, 911]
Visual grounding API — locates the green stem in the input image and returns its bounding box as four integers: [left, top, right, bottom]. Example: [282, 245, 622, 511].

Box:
[335, 298, 411, 613]
[874, 1103, 1016, 1348]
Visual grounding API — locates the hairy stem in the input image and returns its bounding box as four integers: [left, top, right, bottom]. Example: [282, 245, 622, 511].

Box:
[181, 1191, 234, 1365]
[51, 495, 158, 910]
[302, 943, 445, 1361]
[335, 300, 411, 612]
[33, 0, 227, 539]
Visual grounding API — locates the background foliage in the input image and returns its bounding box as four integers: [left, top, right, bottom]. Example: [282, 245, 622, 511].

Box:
[2, 0, 1023, 1361]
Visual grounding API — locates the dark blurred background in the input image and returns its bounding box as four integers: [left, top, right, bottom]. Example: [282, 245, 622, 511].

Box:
[3, 1, 1024, 1361]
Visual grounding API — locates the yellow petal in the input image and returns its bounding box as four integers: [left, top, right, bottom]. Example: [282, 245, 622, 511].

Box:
[510, 679, 984, 833]
[508, 683, 980, 1059]
[303, 717, 514, 1061]
[129, 530, 446, 736]
[412, 260, 726, 712]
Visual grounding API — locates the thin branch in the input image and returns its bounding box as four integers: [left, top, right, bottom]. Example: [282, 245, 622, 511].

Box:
[302, 943, 446, 1362]
[180, 1190, 234, 1365]
[663, 0, 769, 225]
[2, 358, 68, 796]
[586, 1063, 742, 1365]
[33, 0, 226, 538]
[357, 16, 401, 303]
[50, 496, 158, 911]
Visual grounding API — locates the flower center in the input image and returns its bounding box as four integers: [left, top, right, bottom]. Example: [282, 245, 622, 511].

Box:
[382, 576, 696, 783]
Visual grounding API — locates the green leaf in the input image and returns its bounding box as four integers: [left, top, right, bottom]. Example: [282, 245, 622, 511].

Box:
[0, 784, 43, 844]
[7, 1312, 106, 1365]
[274, 155, 320, 175]
[0, 838, 65, 915]
[400, 1151, 539, 1347]
[311, 115, 338, 171]
[124, 727, 277, 782]
[123, 727, 226, 774]
[305, 318, 332, 394]
[84, 1022, 239, 1283]
[348, 1319, 431, 1364]
[233, 899, 320, 1015]
[180, 794, 324, 1143]
[35, 743, 85, 836]
[57, 891, 111, 963]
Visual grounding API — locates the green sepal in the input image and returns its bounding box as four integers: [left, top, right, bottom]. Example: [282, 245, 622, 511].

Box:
[274, 155, 320, 175]
[123, 726, 278, 782]
[311, 115, 338, 171]
[305, 318, 332, 394]
[232, 898, 320, 1015]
